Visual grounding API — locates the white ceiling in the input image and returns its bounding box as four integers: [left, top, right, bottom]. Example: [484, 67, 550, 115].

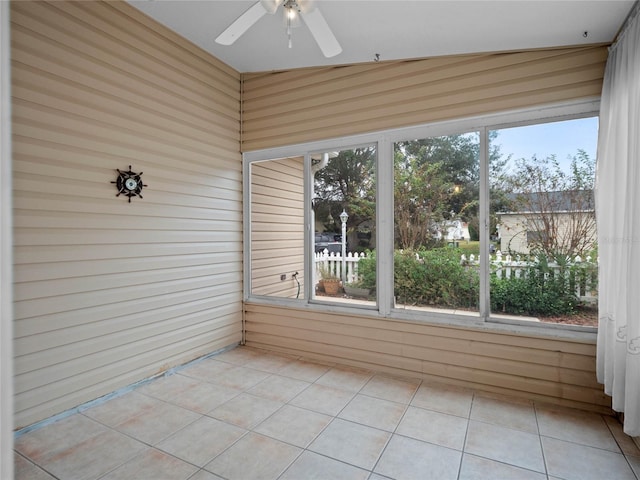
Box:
[129, 0, 635, 73]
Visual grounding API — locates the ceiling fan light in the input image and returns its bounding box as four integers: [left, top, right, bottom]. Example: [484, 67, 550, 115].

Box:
[298, 0, 315, 14]
[283, 4, 301, 29]
[260, 0, 281, 15]
[217, 0, 341, 58]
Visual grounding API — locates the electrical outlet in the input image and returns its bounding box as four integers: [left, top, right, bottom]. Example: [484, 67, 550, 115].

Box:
[280, 274, 286, 281]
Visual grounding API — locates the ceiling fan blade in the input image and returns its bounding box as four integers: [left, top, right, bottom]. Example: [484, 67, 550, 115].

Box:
[300, 7, 342, 58]
[215, 2, 267, 45]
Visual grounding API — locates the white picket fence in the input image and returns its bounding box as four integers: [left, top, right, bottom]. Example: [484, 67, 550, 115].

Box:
[462, 251, 599, 301]
[314, 251, 368, 286]
[315, 249, 598, 301]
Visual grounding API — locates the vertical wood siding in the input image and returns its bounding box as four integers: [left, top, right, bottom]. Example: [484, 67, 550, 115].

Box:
[250, 158, 305, 298]
[11, 1, 242, 428]
[244, 303, 609, 412]
[241, 46, 607, 151]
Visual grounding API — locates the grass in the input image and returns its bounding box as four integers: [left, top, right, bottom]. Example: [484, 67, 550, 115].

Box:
[453, 241, 500, 256]
[456, 241, 480, 255]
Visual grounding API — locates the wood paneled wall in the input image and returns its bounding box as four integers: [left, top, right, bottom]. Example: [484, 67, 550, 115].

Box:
[10, 0, 610, 428]
[241, 46, 607, 151]
[245, 303, 608, 412]
[250, 157, 305, 298]
[241, 43, 608, 412]
[11, 1, 243, 428]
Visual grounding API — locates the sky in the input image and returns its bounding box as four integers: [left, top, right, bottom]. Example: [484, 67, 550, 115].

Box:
[491, 116, 599, 173]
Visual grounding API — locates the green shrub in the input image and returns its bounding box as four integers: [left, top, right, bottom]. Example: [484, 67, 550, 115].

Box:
[357, 250, 377, 292]
[490, 254, 579, 316]
[359, 249, 581, 316]
[394, 248, 479, 308]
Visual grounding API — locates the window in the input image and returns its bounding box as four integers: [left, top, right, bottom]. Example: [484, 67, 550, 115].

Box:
[247, 146, 376, 306]
[490, 117, 598, 327]
[393, 132, 480, 315]
[311, 146, 377, 306]
[244, 102, 599, 330]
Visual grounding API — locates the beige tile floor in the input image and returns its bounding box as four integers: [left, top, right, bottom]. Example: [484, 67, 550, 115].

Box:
[13, 346, 640, 480]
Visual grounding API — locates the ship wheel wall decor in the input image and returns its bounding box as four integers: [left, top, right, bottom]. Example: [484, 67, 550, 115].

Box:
[112, 165, 147, 202]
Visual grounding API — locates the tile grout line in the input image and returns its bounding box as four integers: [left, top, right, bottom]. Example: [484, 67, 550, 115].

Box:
[195, 350, 300, 479]
[88, 351, 293, 480]
[86, 408, 213, 480]
[203, 353, 336, 480]
[13, 343, 239, 440]
[456, 392, 475, 480]
[533, 402, 551, 479]
[14, 450, 63, 480]
[300, 368, 376, 475]
[270, 361, 376, 479]
[367, 374, 423, 478]
[279, 367, 391, 477]
[602, 412, 640, 480]
[18, 347, 640, 480]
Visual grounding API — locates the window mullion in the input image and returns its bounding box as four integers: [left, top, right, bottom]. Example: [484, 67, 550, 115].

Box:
[377, 138, 393, 316]
[304, 153, 313, 301]
[479, 127, 490, 320]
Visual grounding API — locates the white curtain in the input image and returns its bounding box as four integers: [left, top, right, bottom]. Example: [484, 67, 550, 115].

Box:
[596, 1, 640, 436]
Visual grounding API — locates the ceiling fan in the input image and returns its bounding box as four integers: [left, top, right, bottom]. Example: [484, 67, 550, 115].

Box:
[215, 0, 342, 58]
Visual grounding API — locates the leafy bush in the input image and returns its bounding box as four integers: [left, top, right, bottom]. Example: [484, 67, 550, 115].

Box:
[359, 248, 581, 316]
[404, 248, 479, 308]
[490, 254, 579, 316]
[357, 250, 377, 292]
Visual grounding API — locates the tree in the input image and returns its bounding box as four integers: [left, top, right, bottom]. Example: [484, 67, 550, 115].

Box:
[394, 132, 507, 249]
[394, 153, 450, 249]
[313, 147, 376, 243]
[313, 134, 508, 252]
[501, 150, 596, 258]
[394, 134, 478, 249]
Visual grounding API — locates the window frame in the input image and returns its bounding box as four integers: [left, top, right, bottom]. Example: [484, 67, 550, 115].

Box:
[307, 143, 379, 310]
[243, 98, 600, 336]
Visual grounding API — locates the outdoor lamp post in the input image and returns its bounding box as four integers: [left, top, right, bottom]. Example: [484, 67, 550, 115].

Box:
[340, 210, 348, 284]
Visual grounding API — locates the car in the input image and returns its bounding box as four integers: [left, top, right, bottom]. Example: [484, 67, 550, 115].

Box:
[323, 242, 343, 254]
[314, 232, 344, 253]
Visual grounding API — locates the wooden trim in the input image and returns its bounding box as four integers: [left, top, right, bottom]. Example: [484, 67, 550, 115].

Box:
[1, 0, 14, 475]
